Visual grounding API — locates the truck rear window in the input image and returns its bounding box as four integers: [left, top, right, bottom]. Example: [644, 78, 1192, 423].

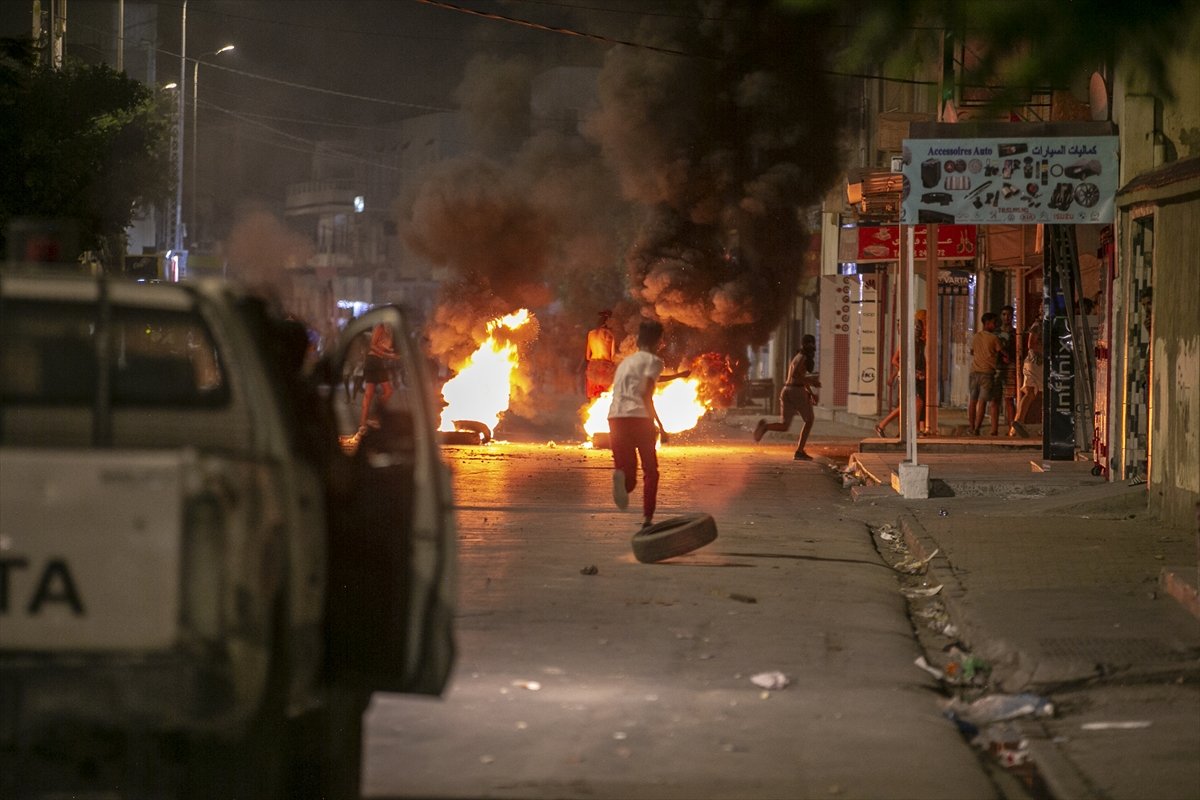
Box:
[0, 299, 229, 407]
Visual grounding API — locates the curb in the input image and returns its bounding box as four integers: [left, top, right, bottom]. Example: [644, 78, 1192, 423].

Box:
[897, 512, 1102, 800]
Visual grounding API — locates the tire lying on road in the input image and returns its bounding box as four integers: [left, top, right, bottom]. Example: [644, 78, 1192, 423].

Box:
[452, 419, 493, 443]
[631, 513, 717, 563]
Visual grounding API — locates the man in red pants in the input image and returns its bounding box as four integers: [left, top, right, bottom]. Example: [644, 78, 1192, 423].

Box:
[608, 318, 669, 529]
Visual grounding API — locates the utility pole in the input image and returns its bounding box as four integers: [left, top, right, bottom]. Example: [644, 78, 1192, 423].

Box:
[116, 0, 123, 72]
[52, 0, 66, 68]
[170, 0, 187, 279]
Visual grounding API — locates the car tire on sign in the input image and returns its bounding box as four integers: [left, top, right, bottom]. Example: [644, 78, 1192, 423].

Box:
[631, 513, 717, 564]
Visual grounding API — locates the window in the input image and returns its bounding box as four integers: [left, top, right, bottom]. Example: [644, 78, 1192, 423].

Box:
[0, 300, 228, 407]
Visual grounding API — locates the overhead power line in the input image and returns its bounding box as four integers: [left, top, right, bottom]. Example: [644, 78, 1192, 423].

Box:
[413, 0, 713, 59]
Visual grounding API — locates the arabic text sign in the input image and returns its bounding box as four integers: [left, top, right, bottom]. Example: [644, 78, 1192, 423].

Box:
[901, 137, 1118, 225]
[840, 224, 977, 263]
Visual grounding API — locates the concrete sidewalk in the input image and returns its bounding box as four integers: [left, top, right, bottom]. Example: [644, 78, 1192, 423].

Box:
[842, 446, 1200, 800]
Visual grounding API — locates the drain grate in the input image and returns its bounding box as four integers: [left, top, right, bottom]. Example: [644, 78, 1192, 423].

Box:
[1036, 637, 1186, 661]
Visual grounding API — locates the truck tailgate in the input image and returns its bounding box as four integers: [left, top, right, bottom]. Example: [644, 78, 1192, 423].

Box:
[1, 448, 186, 651]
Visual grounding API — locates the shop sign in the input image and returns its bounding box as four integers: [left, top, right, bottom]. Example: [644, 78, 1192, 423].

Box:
[839, 224, 977, 263]
[938, 269, 973, 296]
[900, 136, 1118, 225]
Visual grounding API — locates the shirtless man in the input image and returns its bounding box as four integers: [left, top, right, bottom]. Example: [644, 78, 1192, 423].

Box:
[753, 334, 821, 460]
[581, 310, 617, 399]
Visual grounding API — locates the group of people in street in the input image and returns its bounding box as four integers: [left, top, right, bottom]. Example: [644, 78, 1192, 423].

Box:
[867, 304, 1045, 440]
[969, 305, 1041, 437]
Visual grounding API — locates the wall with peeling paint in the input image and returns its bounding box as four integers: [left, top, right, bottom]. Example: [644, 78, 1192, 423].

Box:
[1149, 201, 1200, 527]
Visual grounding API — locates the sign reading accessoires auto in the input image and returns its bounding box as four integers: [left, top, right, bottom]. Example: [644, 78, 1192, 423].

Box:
[900, 136, 1118, 226]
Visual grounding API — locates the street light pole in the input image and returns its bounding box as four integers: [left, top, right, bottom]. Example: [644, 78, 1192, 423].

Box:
[190, 44, 234, 252]
[173, 0, 186, 261]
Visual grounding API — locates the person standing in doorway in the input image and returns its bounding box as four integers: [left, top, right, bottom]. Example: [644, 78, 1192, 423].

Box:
[996, 305, 1019, 431]
[753, 334, 821, 460]
[581, 309, 617, 399]
[968, 312, 1003, 436]
[875, 311, 926, 438]
[1011, 321, 1043, 437]
[608, 318, 670, 529]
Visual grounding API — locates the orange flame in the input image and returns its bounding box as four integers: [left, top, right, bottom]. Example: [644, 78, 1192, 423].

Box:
[439, 309, 532, 435]
[583, 376, 710, 438]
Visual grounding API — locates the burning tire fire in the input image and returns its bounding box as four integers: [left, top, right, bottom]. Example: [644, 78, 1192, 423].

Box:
[437, 419, 493, 446]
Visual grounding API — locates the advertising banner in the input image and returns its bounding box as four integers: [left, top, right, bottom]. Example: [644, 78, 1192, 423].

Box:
[839, 224, 977, 263]
[846, 275, 880, 416]
[900, 136, 1118, 225]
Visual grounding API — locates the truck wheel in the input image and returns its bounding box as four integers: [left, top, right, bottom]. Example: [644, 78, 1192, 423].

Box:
[184, 604, 291, 799]
[631, 513, 718, 563]
[311, 681, 371, 800]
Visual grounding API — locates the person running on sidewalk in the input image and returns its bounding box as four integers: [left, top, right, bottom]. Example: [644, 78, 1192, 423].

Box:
[968, 312, 1003, 436]
[608, 318, 670, 529]
[876, 312, 926, 438]
[753, 334, 821, 460]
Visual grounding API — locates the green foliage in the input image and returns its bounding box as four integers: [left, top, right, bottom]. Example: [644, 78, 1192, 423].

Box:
[0, 42, 174, 264]
[780, 0, 1200, 103]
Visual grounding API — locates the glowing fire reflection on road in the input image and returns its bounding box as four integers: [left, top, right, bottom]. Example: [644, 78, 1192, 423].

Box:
[582, 376, 710, 439]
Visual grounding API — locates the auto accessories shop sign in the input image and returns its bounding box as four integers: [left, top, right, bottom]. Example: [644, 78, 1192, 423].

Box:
[900, 136, 1118, 225]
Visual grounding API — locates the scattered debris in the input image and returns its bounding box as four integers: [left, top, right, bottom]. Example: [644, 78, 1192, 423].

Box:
[580, 565, 598, 575]
[750, 671, 791, 690]
[944, 693, 1054, 725]
[894, 548, 940, 574]
[1081, 720, 1152, 731]
[728, 592, 757, 604]
[901, 583, 943, 598]
[914, 656, 944, 680]
[512, 680, 542, 691]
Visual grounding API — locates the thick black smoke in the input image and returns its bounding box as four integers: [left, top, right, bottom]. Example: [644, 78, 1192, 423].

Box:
[585, 2, 842, 354]
[396, 2, 842, 433]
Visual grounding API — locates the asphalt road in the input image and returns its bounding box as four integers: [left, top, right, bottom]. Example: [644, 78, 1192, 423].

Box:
[360, 426, 1005, 799]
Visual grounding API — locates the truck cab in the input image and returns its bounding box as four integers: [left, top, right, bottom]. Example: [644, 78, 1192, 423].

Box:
[0, 273, 456, 798]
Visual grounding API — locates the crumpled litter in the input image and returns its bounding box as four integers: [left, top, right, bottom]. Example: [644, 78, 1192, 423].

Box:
[511, 680, 541, 691]
[580, 565, 598, 575]
[902, 583, 943, 598]
[944, 692, 1054, 725]
[750, 671, 791, 690]
[1081, 720, 1152, 730]
[894, 548, 939, 574]
[914, 656, 944, 680]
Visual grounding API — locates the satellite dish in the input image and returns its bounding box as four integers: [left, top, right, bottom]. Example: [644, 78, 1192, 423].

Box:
[1089, 72, 1110, 121]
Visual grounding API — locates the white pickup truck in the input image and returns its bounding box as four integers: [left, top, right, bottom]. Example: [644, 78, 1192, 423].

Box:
[0, 273, 457, 798]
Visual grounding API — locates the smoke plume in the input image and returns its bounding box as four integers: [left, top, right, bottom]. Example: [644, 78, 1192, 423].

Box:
[396, 2, 842, 434]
